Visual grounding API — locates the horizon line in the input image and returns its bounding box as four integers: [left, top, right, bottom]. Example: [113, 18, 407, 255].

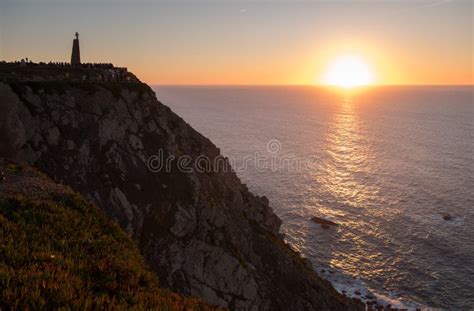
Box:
[149, 83, 474, 87]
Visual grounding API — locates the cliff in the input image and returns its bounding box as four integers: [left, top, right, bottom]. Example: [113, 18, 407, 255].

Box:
[0, 161, 216, 310]
[0, 75, 363, 310]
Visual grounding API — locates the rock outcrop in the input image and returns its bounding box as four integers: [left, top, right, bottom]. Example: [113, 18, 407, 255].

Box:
[311, 216, 339, 229]
[0, 78, 362, 310]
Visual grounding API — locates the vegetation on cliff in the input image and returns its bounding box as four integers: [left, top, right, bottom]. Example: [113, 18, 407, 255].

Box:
[0, 162, 217, 310]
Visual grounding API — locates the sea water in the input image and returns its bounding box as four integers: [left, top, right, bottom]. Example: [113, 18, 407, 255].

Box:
[153, 85, 474, 309]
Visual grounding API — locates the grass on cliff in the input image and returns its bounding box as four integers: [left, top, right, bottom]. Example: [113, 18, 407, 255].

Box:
[0, 163, 216, 310]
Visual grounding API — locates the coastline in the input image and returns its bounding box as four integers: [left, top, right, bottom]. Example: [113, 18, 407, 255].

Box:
[315, 266, 426, 310]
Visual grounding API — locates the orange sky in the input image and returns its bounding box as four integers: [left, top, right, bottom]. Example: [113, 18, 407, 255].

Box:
[1, 1, 473, 85]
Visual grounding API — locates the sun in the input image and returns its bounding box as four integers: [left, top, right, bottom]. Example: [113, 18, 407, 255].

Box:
[322, 55, 375, 88]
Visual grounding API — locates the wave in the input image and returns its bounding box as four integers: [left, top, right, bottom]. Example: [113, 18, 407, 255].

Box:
[315, 266, 433, 310]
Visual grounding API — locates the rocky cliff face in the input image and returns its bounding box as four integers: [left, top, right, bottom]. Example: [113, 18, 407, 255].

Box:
[0, 79, 362, 310]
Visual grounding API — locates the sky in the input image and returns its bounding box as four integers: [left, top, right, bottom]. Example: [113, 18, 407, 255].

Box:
[0, 0, 472, 85]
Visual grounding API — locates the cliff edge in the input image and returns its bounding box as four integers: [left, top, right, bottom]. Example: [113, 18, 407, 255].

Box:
[0, 75, 362, 310]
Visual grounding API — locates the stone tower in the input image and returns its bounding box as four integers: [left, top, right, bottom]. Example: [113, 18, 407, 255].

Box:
[71, 32, 81, 66]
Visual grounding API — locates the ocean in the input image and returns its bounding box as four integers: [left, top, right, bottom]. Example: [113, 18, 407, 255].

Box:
[153, 85, 474, 309]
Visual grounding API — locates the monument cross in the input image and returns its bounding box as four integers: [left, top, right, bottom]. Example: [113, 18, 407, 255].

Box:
[71, 32, 81, 66]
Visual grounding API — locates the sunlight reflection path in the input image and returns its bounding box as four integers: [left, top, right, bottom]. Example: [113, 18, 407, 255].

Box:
[313, 93, 385, 277]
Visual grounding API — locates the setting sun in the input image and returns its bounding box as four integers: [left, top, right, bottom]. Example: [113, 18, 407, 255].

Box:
[322, 55, 375, 88]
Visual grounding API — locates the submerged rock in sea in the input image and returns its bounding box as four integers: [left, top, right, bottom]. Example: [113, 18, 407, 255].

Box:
[312, 216, 339, 228]
[442, 214, 452, 221]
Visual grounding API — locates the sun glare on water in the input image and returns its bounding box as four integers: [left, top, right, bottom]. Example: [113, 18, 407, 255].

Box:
[322, 55, 375, 89]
